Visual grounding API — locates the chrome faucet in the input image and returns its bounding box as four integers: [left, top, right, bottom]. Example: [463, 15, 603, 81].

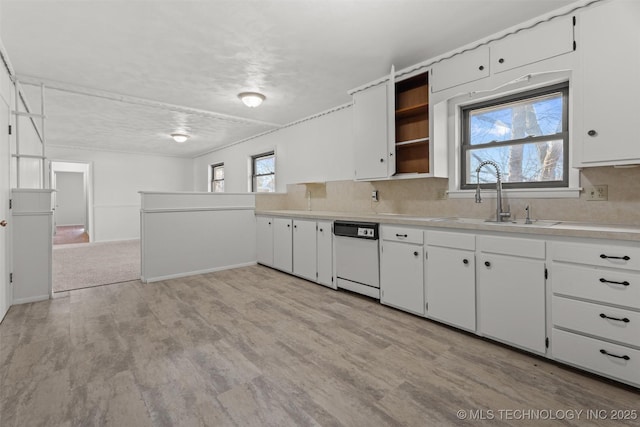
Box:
[475, 160, 511, 222]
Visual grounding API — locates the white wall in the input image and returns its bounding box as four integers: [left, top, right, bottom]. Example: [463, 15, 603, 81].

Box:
[47, 146, 193, 241]
[54, 171, 85, 226]
[193, 107, 354, 192]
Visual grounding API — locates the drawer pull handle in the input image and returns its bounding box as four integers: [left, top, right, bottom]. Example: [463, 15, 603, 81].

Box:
[484, 261, 491, 268]
[599, 278, 630, 287]
[599, 313, 630, 323]
[600, 254, 630, 261]
[600, 349, 630, 361]
[396, 234, 408, 238]
[463, 259, 469, 265]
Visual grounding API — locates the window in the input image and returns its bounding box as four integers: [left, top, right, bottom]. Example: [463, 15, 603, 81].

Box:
[461, 83, 568, 190]
[210, 163, 224, 192]
[251, 151, 275, 192]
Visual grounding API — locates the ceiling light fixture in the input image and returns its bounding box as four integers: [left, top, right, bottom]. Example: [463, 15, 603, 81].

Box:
[171, 133, 189, 143]
[238, 92, 266, 108]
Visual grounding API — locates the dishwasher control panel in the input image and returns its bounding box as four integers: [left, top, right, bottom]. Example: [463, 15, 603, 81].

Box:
[333, 220, 379, 240]
[357, 228, 375, 237]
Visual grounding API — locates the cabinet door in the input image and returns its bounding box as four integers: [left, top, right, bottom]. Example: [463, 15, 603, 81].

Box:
[579, 1, 640, 164]
[317, 220, 333, 288]
[477, 254, 546, 354]
[491, 15, 574, 74]
[273, 218, 293, 273]
[353, 82, 392, 180]
[256, 216, 274, 266]
[430, 46, 489, 92]
[380, 241, 424, 315]
[426, 246, 475, 331]
[293, 219, 317, 281]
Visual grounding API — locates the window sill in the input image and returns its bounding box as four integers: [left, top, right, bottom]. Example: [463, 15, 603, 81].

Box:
[447, 187, 581, 199]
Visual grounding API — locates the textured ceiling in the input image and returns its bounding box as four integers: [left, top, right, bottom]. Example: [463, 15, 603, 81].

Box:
[0, 0, 574, 158]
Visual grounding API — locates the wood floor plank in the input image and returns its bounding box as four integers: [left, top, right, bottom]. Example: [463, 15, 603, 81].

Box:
[1, 265, 639, 426]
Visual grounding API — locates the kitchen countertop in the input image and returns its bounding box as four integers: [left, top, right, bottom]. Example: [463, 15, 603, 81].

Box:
[255, 210, 640, 242]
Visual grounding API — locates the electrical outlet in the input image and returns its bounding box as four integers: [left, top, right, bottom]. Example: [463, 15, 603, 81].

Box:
[586, 185, 608, 201]
[371, 190, 379, 202]
[436, 189, 448, 200]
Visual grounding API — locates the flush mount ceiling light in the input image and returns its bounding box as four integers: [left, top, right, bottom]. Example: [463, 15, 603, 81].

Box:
[238, 92, 266, 108]
[171, 133, 189, 143]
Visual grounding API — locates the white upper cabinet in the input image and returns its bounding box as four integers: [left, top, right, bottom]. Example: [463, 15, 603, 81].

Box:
[352, 81, 394, 180]
[430, 46, 490, 93]
[576, 0, 640, 166]
[491, 15, 574, 74]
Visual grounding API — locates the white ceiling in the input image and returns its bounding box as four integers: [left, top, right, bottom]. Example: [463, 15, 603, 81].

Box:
[0, 0, 574, 158]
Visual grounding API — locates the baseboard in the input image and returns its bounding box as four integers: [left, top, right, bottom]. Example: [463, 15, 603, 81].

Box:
[143, 261, 257, 283]
[13, 294, 50, 305]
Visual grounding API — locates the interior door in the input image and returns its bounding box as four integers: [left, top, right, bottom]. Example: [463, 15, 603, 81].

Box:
[0, 96, 10, 321]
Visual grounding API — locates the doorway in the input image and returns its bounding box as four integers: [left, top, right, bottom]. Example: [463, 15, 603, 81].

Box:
[50, 161, 92, 245]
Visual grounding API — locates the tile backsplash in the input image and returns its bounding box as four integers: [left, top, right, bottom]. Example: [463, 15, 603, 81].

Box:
[256, 166, 640, 225]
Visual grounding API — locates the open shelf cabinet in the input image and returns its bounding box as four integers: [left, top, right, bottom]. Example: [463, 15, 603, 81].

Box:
[395, 72, 429, 174]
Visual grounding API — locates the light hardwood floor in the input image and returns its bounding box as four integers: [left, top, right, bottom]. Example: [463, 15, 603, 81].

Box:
[0, 265, 638, 426]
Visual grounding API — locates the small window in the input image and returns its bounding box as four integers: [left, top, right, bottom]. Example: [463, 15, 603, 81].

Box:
[210, 163, 224, 192]
[461, 83, 569, 189]
[251, 151, 275, 192]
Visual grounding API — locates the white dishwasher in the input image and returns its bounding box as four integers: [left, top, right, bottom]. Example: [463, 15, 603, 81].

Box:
[333, 221, 380, 299]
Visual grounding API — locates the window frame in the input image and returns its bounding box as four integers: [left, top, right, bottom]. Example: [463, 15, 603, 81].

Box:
[460, 82, 569, 190]
[210, 162, 224, 193]
[251, 151, 276, 193]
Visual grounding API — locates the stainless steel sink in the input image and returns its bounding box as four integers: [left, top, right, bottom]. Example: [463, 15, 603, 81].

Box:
[430, 217, 561, 227]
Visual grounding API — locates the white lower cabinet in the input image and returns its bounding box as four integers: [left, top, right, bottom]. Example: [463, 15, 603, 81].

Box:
[550, 240, 640, 387]
[316, 221, 334, 288]
[293, 219, 317, 281]
[425, 231, 476, 331]
[256, 216, 274, 266]
[477, 235, 546, 354]
[257, 216, 334, 288]
[273, 218, 293, 273]
[380, 226, 424, 315]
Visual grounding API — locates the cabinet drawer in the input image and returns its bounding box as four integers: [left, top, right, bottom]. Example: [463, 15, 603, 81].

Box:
[552, 329, 640, 387]
[381, 226, 423, 245]
[552, 297, 640, 347]
[425, 230, 475, 251]
[552, 263, 640, 310]
[550, 241, 640, 271]
[477, 235, 544, 259]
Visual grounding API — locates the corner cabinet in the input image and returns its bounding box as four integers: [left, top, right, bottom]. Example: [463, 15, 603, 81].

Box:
[256, 216, 274, 266]
[575, 0, 640, 166]
[256, 215, 335, 289]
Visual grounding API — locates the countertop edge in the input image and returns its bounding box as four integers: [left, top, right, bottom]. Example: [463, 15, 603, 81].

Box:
[254, 210, 640, 242]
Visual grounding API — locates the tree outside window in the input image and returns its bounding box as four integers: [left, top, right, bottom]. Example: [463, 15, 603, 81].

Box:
[461, 83, 569, 189]
[252, 152, 275, 192]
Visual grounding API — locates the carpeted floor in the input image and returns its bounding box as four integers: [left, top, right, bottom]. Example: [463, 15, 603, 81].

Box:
[52, 239, 141, 292]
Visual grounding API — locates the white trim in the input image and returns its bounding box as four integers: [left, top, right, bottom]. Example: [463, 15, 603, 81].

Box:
[141, 206, 254, 214]
[193, 103, 352, 158]
[142, 261, 257, 283]
[16, 75, 281, 128]
[12, 294, 49, 305]
[12, 211, 54, 216]
[447, 187, 581, 199]
[48, 143, 190, 159]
